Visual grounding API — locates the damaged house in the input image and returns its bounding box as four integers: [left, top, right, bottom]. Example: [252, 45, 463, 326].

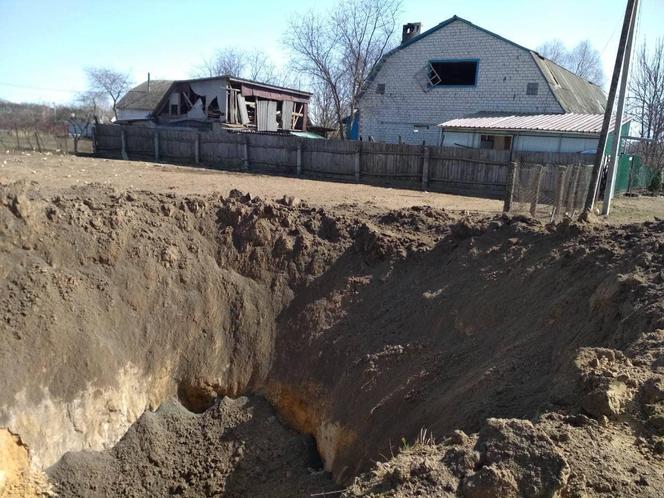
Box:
[116, 76, 311, 133]
[357, 16, 607, 147]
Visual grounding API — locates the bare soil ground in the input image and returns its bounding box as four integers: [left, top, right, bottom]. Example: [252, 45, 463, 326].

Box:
[2, 151, 662, 223]
[0, 152, 663, 497]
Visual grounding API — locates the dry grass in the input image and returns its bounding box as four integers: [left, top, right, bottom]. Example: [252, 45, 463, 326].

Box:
[0, 130, 92, 154]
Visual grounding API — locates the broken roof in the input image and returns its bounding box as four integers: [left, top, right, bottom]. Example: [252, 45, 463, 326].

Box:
[116, 80, 174, 111]
[118, 76, 311, 114]
[531, 55, 606, 113]
[362, 15, 607, 114]
[438, 112, 630, 136]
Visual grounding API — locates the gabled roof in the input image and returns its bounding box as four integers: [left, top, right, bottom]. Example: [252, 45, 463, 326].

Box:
[117, 80, 174, 111]
[531, 55, 606, 113]
[438, 112, 630, 136]
[362, 15, 607, 114]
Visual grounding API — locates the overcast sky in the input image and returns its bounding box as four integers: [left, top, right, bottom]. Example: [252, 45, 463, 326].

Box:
[0, 0, 662, 104]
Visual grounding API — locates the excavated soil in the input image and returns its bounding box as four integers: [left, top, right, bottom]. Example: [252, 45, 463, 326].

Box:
[0, 180, 663, 497]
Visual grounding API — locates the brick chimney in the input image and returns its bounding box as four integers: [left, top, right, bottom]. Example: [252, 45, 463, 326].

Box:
[402, 23, 422, 44]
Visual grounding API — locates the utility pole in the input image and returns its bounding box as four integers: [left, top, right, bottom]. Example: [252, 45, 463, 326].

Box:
[583, 0, 638, 214]
[602, 0, 639, 215]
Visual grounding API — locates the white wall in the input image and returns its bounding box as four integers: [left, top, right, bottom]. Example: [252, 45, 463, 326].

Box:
[117, 109, 151, 121]
[359, 19, 564, 145]
[188, 79, 227, 116]
[443, 131, 475, 148]
[442, 130, 599, 153]
[515, 134, 597, 153]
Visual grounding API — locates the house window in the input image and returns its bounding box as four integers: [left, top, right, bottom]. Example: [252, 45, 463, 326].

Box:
[428, 60, 478, 87]
[376, 83, 385, 94]
[170, 104, 178, 115]
[527, 82, 539, 95]
[480, 134, 512, 151]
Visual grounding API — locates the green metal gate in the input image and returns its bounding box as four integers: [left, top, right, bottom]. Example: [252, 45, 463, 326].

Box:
[615, 154, 654, 194]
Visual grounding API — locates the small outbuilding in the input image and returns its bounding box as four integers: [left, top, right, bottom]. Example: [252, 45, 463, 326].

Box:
[439, 112, 631, 154]
[116, 76, 312, 133]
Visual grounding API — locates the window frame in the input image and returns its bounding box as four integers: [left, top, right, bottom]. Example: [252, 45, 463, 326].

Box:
[427, 58, 480, 88]
[480, 133, 513, 151]
[526, 82, 539, 96]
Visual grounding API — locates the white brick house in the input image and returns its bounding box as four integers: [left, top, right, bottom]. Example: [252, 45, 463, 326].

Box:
[357, 16, 606, 146]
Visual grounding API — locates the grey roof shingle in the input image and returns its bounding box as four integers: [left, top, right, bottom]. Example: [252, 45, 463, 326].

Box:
[116, 80, 174, 111]
[531, 54, 606, 113]
[361, 16, 608, 114]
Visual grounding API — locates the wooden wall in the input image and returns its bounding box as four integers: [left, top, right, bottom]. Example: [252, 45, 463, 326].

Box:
[95, 124, 595, 201]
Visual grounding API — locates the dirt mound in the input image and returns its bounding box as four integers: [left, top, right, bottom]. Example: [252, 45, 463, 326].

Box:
[1, 181, 663, 496]
[49, 396, 336, 497]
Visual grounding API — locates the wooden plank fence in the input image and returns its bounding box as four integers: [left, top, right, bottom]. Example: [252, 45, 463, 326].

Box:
[94, 124, 595, 201]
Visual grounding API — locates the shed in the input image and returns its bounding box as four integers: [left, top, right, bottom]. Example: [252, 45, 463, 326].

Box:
[117, 76, 312, 133]
[439, 112, 631, 154]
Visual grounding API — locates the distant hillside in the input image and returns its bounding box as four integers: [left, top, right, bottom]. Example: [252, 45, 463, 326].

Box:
[0, 101, 95, 132]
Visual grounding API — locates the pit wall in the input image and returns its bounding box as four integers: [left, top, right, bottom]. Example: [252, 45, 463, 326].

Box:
[1, 182, 663, 486]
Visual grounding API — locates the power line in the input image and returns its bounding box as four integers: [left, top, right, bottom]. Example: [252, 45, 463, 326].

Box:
[0, 81, 84, 94]
[600, 23, 620, 56]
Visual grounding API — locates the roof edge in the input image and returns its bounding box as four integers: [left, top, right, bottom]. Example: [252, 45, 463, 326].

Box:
[359, 15, 536, 98]
[529, 52, 567, 112]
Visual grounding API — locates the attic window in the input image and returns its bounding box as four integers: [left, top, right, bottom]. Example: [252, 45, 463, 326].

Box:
[428, 60, 478, 87]
[526, 82, 539, 95]
[376, 83, 385, 94]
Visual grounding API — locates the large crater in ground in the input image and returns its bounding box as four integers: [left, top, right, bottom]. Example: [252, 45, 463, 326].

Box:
[1, 182, 662, 496]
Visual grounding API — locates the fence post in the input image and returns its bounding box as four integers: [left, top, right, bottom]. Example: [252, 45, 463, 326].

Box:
[296, 142, 302, 176]
[242, 135, 249, 171]
[120, 127, 127, 160]
[354, 142, 361, 182]
[553, 166, 567, 220]
[14, 127, 20, 149]
[421, 146, 430, 191]
[91, 126, 96, 155]
[194, 132, 200, 164]
[153, 129, 159, 161]
[503, 161, 518, 212]
[529, 164, 544, 216]
[34, 131, 42, 153]
[565, 166, 581, 213]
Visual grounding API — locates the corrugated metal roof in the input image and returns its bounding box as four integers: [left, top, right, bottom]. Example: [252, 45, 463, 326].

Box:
[438, 112, 629, 135]
[290, 131, 324, 139]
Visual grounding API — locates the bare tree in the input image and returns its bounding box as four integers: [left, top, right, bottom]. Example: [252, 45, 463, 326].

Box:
[285, 0, 401, 138]
[196, 47, 245, 78]
[308, 79, 339, 130]
[194, 47, 283, 85]
[244, 49, 279, 84]
[75, 90, 108, 123]
[85, 67, 132, 120]
[537, 39, 567, 63]
[537, 39, 605, 86]
[568, 41, 605, 85]
[628, 38, 664, 183]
